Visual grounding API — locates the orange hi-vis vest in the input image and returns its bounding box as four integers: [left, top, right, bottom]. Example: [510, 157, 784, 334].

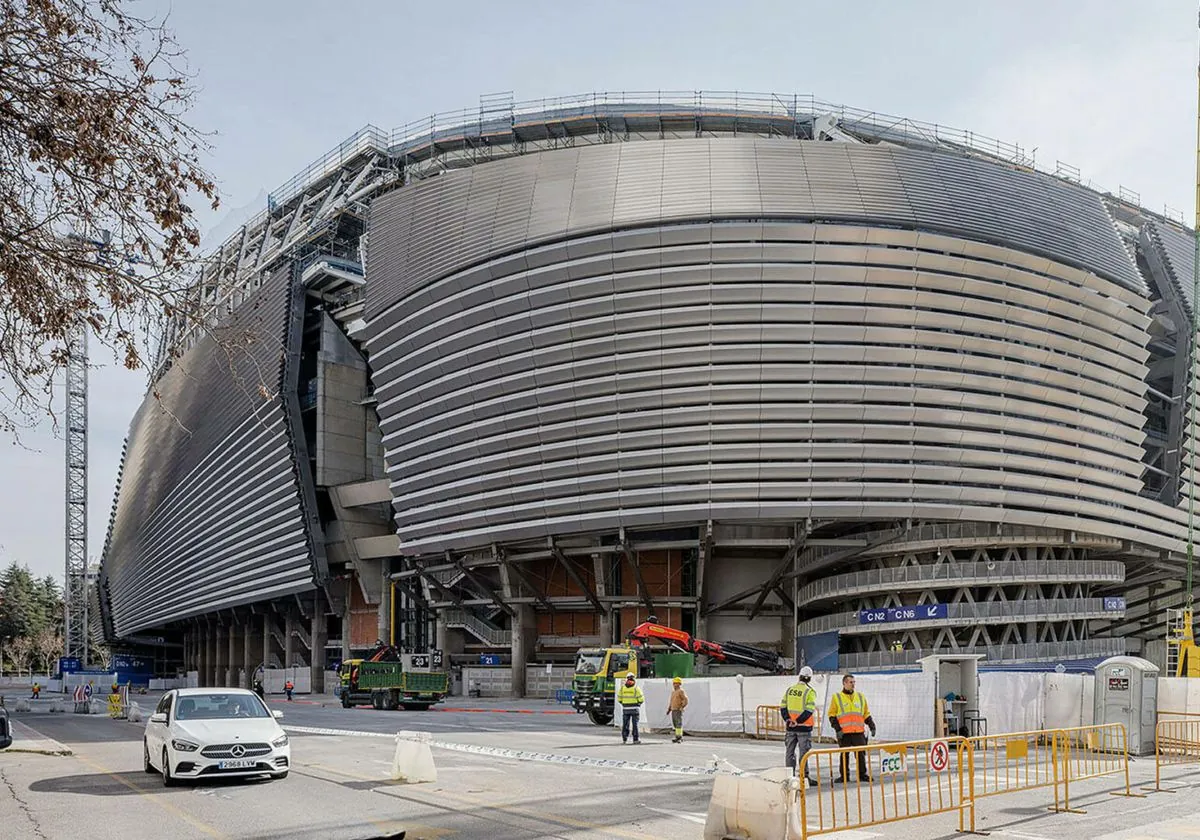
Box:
[828, 690, 869, 734]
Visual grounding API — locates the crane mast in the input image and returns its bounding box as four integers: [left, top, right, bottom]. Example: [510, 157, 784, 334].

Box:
[63, 322, 89, 664]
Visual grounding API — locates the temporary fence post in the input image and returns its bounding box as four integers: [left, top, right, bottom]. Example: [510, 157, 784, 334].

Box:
[1109, 724, 1146, 800]
[967, 737, 977, 833]
[1059, 730, 1086, 814]
[1051, 730, 1062, 812]
[799, 751, 811, 840]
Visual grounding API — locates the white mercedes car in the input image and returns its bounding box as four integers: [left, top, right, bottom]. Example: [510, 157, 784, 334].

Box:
[143, 688, 290, 786]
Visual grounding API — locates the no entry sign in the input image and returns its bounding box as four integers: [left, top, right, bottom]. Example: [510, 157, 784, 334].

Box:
[928, 740, 950, 772]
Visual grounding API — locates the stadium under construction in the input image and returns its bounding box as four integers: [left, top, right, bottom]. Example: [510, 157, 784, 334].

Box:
[95, 91, 1200, 692]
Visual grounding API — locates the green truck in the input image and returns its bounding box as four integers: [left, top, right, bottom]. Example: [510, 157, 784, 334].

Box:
[339, 656, 450, 711]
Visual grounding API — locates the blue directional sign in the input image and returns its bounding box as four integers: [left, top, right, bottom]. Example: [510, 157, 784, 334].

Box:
[1103, 597, 1126, 612]
[858, 604, 948, 625]
[479, 654, 501, 666]
[58, 657, 81, 674]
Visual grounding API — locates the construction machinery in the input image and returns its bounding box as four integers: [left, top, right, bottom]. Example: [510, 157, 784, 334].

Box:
[571, 617, 783, 725]
[339, 651, 449, 711]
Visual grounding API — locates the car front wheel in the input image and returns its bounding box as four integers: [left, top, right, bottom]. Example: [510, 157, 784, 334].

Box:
[162, 748, 178, 787]
[143, 741, 155, 774]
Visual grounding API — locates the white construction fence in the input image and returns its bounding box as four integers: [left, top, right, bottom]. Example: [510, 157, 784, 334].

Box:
[620, 670, 1108, 740]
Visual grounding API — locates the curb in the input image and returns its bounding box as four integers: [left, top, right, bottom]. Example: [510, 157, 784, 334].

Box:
[1, 746, 74, 757]
[6, 719, 75, 757]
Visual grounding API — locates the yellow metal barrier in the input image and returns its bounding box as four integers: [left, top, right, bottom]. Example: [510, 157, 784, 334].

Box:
[970, 728, 1062, 810]
[797, 736, 974, 838]
[1151, 717, 1200, 792]
[755, 704, 786, 740]
[1056, 723, 1143, 812]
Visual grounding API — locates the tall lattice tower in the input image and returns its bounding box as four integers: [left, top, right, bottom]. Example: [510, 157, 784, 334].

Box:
[63, 322, 89, 663]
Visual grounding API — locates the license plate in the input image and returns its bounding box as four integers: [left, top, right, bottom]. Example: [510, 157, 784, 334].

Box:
[217, 759, 256, 769]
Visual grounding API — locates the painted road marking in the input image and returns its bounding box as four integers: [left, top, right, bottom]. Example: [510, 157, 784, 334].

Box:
[298, 760, 658, 840]
[284, 724, 753, 777]
[639, 806, 707, 825]
[70, 752, 225, 839]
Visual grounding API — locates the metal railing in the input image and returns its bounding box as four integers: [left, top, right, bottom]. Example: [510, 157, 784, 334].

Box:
[798, 560, 1124, 606]
[441, 609, 511, 647]
[1150, 717, 1200, 791]
[837, 639, 1125, 671]
[800, 598, 1120, 636]
[230, 90, 1140, 280]
[798, 736, 975, 837]
[755, 704, 787, 740]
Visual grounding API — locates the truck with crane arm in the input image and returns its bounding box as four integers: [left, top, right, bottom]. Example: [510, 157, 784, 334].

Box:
[571, 617, 784, 725]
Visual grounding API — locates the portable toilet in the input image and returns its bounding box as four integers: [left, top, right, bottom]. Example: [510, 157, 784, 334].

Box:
[1093, 655, 1159, 756]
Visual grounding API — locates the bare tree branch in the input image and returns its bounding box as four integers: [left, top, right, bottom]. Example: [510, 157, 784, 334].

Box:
[0, 0, 222, 433]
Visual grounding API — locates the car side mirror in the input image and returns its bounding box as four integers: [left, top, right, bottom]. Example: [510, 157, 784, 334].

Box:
[149, 712, 167, 724]
[272, 710, 283, 719]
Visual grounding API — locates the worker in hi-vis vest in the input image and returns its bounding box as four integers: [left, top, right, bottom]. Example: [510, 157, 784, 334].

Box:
[780, 665, 819, 786]
[827, 673, 876, 783]
[617, 674, 644, 744]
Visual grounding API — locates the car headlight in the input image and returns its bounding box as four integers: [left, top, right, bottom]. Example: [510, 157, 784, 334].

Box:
[171, 738, 199, 752]
[272, 734, 289, 748]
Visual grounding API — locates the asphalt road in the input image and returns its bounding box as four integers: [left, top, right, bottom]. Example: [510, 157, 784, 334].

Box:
[4, 695, 1200, 840]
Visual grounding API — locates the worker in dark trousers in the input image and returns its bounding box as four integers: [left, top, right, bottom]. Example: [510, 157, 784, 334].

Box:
[284, 679, 294, 702]
[617, 674, 644, 744]
[827, 673, 876, 784]
[780, 665, 818, 786]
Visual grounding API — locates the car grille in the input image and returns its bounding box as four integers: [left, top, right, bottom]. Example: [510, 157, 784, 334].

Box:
[200, 742, 272, 758]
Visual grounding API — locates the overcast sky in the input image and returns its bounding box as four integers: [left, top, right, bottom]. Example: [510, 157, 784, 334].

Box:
[1, 0, 1196, 582]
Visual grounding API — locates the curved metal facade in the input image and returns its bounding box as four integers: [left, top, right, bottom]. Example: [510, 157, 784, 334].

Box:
[363, 138, 1185, 559]
[100, 267, 324, 636]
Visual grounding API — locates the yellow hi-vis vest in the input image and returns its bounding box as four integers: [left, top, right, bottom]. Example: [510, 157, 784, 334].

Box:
[828, 690, 869, 734]
[780, 682, 817, 729]
[616, 683, 644, 707]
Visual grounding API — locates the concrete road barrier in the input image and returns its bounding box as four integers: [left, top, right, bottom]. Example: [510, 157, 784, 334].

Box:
[392, 730, 437, 784]
[704, 767, 798, 840]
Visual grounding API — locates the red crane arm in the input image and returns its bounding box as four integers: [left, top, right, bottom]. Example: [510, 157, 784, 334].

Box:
[625, 620, 783, 672]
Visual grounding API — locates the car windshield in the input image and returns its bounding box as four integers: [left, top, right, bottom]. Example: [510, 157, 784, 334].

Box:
[174, 693, 270, 720]
[575, 651, 605, 675]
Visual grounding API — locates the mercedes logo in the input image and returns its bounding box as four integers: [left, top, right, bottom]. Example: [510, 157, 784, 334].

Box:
[230, 744, 246, 758]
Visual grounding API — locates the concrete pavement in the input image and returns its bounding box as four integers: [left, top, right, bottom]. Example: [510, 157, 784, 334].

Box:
[2, 697, 1200, 839]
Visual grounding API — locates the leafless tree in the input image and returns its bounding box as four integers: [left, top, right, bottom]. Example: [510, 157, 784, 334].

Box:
[32, 625, 62, 673]
[6, 633, 34, 674]
[0, 0, 220, 434]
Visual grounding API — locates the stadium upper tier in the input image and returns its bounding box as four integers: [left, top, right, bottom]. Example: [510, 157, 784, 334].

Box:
[100, 91, 1197, 642]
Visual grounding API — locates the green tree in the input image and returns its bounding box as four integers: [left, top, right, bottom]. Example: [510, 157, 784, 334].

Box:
[0, 561, 38, 639]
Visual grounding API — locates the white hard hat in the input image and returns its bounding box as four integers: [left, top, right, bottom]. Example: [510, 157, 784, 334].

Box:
[798, 666, 814, 679]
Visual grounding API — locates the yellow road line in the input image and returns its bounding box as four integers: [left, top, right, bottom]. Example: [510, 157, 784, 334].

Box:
[298, 761, 659, 840]
[71, 753, 225, 839]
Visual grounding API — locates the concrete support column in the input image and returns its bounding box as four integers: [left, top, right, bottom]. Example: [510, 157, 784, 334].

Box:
[215, 626, 229, 688]
[593, 553, 612, 644]
[228, 624, 239, 687]
[205, 627, 216, 686]
[311, 611, 328, 693]
[436, 617, 448, 653]
[378, 567, 391, 645]
[262, 614, 273, 672]
[243, 623, 260, 689]
[340, 610, 352, 663]
[510, 605, 535, 699]
[285, 615, 297, 669]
